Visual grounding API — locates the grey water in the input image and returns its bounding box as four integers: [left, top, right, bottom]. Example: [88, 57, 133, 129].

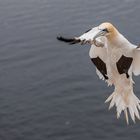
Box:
[0, 0, 140, 139]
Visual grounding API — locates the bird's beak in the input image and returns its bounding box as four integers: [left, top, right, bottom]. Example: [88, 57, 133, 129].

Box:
[93, 29, 108, 40]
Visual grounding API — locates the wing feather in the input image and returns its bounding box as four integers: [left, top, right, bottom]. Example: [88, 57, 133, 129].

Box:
[132, 47, 140, 76]
[57, 27, 105, 47]
[89, 37, 109, 81]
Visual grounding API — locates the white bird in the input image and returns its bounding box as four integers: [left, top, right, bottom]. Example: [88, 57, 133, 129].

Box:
[57, 22, 140, 124]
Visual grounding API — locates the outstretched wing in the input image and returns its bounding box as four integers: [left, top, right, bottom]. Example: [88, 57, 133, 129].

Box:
[132, 47, 140, 76]
[89, 39, 108, 80]
[57, 27, 104, 47]
[57, 26, 108, 81]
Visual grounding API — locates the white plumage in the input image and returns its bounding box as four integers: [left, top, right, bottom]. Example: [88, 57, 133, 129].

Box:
[57, 22, 140, 124]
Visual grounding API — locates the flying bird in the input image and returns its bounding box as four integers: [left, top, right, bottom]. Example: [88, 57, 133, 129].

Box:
[57, 22, 140, 124]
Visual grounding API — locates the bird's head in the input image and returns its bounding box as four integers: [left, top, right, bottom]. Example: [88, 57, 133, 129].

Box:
[94, 22, 119, 41]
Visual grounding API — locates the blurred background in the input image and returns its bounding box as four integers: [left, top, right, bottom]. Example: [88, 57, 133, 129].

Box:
[0, 0, 140, 139]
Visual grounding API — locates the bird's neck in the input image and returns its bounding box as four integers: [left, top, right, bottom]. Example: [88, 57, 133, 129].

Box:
[107, 31, 129, 48]
[107, 29, 119, 42]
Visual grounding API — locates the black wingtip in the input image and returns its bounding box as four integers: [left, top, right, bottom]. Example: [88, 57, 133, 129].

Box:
[57, 36, 81, 45]
[57, 36, 76, 43]
[57, 36, 64, 41]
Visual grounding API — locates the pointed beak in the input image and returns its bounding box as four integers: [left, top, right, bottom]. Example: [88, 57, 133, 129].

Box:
[93, 29, 108, 40]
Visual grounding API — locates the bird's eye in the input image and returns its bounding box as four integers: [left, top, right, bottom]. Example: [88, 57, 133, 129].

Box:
[102, 28, 109, 33]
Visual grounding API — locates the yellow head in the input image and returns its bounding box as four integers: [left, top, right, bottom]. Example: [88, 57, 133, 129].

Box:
[99, 22, 116, 31]
[94, 22, 119, 41]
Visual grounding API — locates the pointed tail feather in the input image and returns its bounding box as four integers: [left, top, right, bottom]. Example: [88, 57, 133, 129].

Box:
[105, 91, 140, 124]
[125, 109, 129, 124]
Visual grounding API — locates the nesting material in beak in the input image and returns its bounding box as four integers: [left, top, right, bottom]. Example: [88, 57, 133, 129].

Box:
[93, 39, 104, 47]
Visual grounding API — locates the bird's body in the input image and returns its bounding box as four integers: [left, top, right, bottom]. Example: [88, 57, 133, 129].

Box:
[57, 22, 140, 124]
[89, 27, 140, 123]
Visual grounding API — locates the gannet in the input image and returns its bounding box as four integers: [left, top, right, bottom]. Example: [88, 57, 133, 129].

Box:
[57, 22, 140, 124]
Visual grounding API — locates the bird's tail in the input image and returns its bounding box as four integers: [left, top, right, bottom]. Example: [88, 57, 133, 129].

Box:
[105, 90, 140, 124]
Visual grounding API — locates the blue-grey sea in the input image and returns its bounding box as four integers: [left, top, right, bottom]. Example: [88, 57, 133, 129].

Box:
[0, 0, 140, 139]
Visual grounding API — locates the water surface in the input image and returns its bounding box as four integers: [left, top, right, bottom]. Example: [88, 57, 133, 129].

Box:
[0, 0, 140, 140]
